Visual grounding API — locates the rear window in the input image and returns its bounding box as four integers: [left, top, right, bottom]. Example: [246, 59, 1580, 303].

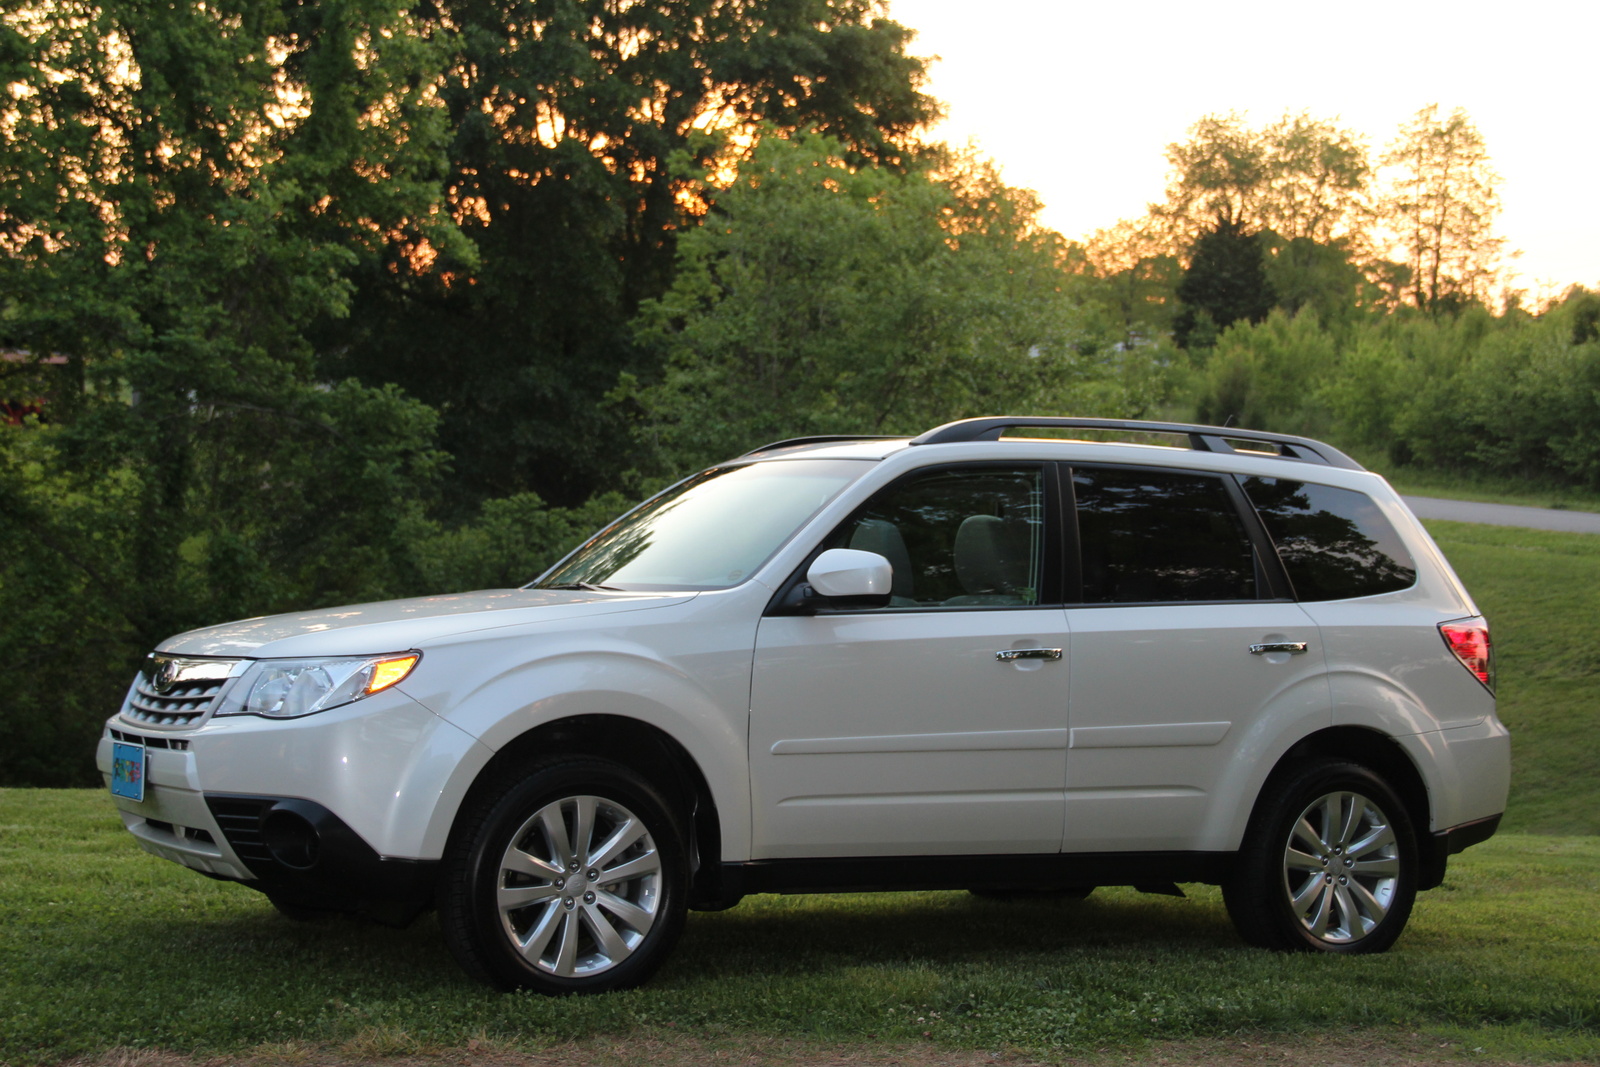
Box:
[1241, 477, 1417, 601]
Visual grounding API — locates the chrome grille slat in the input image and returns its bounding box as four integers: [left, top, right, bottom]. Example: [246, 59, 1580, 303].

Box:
[118, 655, 239, 728]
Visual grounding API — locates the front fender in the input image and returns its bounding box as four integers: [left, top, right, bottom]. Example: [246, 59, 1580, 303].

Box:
[402, 608, 758, 863]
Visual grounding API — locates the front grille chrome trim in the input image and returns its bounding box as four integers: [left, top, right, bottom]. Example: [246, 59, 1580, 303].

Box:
[118, 654, 241, 729]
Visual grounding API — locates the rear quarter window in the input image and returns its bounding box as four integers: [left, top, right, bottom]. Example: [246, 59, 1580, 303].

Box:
[1241, 477, 1417, 601]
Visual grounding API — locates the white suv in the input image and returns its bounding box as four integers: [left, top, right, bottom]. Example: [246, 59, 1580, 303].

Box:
[99, 417, 1508, 993]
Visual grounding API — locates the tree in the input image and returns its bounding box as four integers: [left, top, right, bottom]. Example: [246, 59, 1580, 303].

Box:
[0, 0, 460, 783]
[327, 0, 941, 507]
[1173, 218, 1275, 351]
[1080, 219, 1182, 350]
[1380, 105, 1505, 312]
[1154, 112, 1268, 243]
[619, 133, 1137, 474]
[1151, 112, 1373, 341]
[1154, 111, 1372, 251]
[1257, 112, 1373, 246]
[1261, 234, 1368, 324]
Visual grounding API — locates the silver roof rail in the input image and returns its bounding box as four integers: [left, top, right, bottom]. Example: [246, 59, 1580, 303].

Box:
[908, 417, 1365, 471]
[743, 434, 909, 457]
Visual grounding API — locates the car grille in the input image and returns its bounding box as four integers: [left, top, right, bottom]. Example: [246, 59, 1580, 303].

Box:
[120, 655, 239, 728]
[109, 726, 191, 751]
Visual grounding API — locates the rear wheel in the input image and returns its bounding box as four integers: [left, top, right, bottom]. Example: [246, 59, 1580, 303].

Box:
[440, 758, 688, 992]
[1225, 759, 1417, 954]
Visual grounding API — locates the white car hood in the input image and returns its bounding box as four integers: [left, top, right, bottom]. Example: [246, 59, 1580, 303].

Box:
[157, 589, 695, 659]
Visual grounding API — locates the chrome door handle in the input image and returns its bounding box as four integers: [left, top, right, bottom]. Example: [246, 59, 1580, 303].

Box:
[996, 648, 1063, 661]
[1249, 642, 1308, 655]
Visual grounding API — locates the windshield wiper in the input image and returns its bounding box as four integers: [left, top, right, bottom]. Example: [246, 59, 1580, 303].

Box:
[541, 581, 625, 592]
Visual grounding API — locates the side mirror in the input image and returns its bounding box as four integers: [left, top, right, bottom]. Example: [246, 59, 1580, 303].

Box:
[794, 548, 893, 611]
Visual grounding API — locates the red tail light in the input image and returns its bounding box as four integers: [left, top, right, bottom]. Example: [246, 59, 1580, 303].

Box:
[1440, 619, 1494, 692]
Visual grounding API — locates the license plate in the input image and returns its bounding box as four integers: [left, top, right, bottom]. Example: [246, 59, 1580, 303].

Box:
[110, 741, 147, 802]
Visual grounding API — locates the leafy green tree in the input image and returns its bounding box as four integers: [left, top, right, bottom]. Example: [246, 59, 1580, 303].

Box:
[1151, 112, 1375, 344]
[1380, 105, 1505, 312]
[1154, 111, 1372, 250]
[1173, 218, 1275, 351]
[1260, 235, 1369, 324]
[618, 133, 1142, 474]
[1079, 219, 1182, 350]
[1194, 308, 1337, 431]
[0, 0, 461, 784]
[327, 0, 940, 508]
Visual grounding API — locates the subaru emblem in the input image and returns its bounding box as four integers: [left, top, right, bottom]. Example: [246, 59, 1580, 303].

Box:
[150, 657, 178, 694]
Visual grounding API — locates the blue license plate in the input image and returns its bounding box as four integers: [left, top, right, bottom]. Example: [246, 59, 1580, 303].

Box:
[110, 741, 147, 802]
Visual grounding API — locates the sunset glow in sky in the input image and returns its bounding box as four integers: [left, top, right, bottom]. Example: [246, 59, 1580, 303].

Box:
[888, 0, 1599, 295]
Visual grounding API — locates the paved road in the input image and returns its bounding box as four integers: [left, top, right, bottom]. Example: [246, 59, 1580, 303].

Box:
[1401, 495, 1600, 534]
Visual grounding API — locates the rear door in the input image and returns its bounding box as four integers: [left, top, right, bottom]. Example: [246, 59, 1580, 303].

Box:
[1061, 465, 1330, 853]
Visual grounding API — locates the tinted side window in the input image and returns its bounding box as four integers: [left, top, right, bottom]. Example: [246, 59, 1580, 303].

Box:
[1073, 467, 1256, 603]
[1241, 477, 1417, 600]
[831, 467, 1044, 608]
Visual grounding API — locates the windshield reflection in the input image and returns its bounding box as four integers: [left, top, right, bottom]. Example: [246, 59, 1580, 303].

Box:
[534, 459, 870, 591]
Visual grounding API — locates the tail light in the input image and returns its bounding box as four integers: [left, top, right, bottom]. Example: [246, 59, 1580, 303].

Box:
[1440, 618, 1494, 692]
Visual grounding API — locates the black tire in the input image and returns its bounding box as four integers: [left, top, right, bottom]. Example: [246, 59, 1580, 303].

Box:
[1224, 759, 1418, 954]
[439, 757, 688, 993]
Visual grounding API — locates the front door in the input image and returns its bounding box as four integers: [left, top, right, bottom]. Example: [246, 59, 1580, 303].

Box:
[749, 464, 1071, 859]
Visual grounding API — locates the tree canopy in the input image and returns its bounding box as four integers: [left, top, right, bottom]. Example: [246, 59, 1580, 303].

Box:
[325, 0, 941, 507]
[1381, 104, 1505, 312]
[618, 132, 1157, 473]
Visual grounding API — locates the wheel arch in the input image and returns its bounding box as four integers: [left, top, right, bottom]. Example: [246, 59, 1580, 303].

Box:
[450, 713, 733, 909]
[1257, 726, 1441, 888]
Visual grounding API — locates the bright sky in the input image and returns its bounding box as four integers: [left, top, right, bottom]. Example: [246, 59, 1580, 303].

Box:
[888, 0, 1600, 296]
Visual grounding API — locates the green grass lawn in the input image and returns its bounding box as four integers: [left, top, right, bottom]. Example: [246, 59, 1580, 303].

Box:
[1, 790, 1597, 1066]
[2, 521, 1596, 1066]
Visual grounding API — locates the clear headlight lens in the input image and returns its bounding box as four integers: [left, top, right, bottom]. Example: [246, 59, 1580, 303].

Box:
[217, 652, 421, 719]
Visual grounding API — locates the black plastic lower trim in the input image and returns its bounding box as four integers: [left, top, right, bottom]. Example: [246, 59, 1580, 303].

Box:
[204, 793, 438, 918]
[1418, 812, 1503, 890]
[1442, 813, 1502, 854]
[712, 850, 1235, 904]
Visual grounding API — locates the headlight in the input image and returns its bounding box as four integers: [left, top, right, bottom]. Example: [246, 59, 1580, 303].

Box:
[216, 652, 421, 719]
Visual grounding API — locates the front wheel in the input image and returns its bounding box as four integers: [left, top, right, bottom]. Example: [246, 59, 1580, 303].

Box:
[1224, 759, 1417, 954]
[440, 758, 688, 992]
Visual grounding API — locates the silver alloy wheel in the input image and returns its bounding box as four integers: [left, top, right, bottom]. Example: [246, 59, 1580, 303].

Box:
[1281, 789, 1401, 945]
[496, 794, 662, 977]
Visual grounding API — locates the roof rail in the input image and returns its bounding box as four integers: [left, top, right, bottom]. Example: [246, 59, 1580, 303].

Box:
[743, 434, 908, 457]
[909, 417, 1365, 471]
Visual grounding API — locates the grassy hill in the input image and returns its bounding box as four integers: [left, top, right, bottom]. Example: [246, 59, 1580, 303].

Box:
[1425, 520, 1600, 834]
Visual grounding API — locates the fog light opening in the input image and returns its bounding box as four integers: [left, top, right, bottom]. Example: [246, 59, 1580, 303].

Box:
[262, 810, 320, 870]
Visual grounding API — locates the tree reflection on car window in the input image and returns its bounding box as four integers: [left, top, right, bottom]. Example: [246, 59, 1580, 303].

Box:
[1073, 467, 1257, 603]
[1241, 477, 1417, 600]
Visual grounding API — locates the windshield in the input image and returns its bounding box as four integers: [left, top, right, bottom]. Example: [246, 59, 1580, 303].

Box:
[534, 459, 871, 591]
